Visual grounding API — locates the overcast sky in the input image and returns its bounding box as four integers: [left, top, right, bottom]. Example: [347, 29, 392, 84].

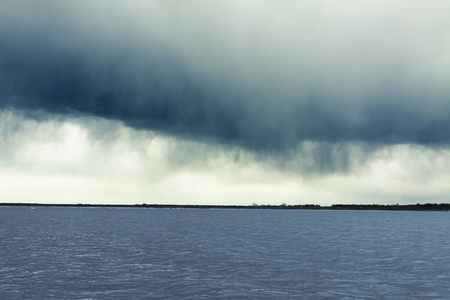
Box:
[1, 0, 450, 205]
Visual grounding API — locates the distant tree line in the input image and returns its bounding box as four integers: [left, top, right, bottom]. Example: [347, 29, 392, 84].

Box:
[1, 202, 449, 211]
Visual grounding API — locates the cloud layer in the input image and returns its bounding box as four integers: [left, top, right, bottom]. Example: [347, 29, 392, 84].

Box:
[2, 110, 450, 205]
[1, 1, 450, 204]
[2, 0, 450, 151]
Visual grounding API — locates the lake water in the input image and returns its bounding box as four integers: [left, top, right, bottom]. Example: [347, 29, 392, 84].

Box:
[1, 207, 449, 299]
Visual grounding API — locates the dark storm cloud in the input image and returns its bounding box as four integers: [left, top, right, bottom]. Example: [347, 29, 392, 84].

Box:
[1, 0, 450, 152]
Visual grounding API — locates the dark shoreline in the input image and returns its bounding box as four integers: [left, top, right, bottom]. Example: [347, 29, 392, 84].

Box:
[1, 203, 449, 211]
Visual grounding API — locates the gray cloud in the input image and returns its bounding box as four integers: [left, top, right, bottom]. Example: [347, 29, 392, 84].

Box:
[1, 0, 450, 155]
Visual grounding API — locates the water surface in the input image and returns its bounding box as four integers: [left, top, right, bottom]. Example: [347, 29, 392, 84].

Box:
[1, 207, 449, 299]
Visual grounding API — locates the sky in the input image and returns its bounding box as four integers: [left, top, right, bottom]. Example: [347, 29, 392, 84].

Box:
[1, 0, 450, 205]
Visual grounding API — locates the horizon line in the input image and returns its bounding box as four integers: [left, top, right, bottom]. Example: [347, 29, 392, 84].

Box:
[1, 202, 449, 211]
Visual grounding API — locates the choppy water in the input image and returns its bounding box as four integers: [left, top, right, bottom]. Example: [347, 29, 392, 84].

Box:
[1, 207, 450, 299]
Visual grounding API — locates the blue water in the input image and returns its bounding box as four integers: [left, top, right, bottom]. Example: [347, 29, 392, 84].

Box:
[1, 207, 449, 299]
